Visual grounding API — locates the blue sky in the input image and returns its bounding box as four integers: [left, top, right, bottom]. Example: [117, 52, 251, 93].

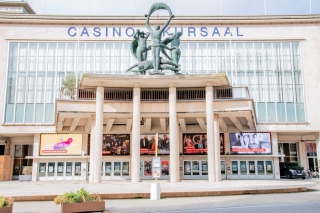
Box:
[25, 0, 320, 16]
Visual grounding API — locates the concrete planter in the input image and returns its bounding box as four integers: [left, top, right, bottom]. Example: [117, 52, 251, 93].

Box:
[19, 175, 32, 181]
[0, 206, 13, 213]
[61, 201, 105, 213]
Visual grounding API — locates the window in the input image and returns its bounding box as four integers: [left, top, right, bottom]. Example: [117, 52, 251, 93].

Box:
[278, 143, 298, 162]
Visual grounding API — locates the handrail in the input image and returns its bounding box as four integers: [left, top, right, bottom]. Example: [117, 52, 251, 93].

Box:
[58, 86, 250, 101]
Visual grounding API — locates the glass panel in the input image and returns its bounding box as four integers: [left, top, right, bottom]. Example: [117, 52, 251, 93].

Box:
[66, 162, 72, 176]
[249, 161, 255, 174]
[75, 162, 81, 176]
[35, 103, 44, 123]
[13, 159, 21, 175]
[14, 145, 23, 157]
[240, 161, 247, 175]
[114, 162, 121, 176]
[277, 103, 286, 122]
[48, 162, 55, 176]
[161, 160, 169, 176]
[202, 161, 208, 175]
[105, 162, 111, 176]
[266, 161, 273, 174]
[232, 161, 238, 174]
[257, 102, 266, 122]
[257, 161, 265, 175]
[57, 162, 64, 176]
[192, 161, 200, 175]
[184, 161, 191, 175]
[39, 163, 46, 177]
[306, 143, 316, 156]
[220, 161, 225, 174]
[122, 162, 129, 176]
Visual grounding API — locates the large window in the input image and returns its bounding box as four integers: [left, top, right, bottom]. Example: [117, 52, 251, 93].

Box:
[5, 41, 305, 124]
[278, 143, 298, 163]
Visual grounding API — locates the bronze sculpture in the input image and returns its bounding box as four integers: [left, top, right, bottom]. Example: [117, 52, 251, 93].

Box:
[127, 2, 182, 75]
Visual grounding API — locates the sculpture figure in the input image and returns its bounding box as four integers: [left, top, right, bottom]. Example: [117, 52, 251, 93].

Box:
[126, 58, 180, 75]
[130, 29, 150, 62]
[126, 2, 182, 75]
[145, 2, 174, 74]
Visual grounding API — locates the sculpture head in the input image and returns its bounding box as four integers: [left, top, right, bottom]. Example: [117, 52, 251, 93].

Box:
[176, 32, 182, 37]
[154, 25, 160, 30]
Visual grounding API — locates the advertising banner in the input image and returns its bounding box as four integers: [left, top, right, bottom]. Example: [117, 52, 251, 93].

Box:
[140, 134, 170, 155]
[183, 133, 225, 155]
[40, 134, 83, 156]
[230, 132, 271, 155]
[102, 134, 130, 155]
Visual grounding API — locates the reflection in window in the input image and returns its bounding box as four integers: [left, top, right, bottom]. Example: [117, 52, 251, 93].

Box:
[306, 143, 317, 156]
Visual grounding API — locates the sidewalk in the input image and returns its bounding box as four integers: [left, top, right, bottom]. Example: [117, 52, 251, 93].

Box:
[0, 179, 317, 201]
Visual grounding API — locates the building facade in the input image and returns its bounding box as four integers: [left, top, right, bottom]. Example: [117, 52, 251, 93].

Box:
[0, 2, 319, 182]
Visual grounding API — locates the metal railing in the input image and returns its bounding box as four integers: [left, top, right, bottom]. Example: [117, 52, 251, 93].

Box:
[213, 87, 250, 99]
[58, 86, 250, 101]
[141, 89, 169, 101]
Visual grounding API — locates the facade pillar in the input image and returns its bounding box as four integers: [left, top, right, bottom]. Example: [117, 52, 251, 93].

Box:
[89, 115, 96, 183]
[316, 133, 320, 177]
[206, 84, 216, 182]
[214, 114, 221, 181]
[169, 85, 179, 182]
[271, 132, 280, 179]
[32, 134, 40, 181]
[131, 84, 140, 182]
[93, 86, 104, 183]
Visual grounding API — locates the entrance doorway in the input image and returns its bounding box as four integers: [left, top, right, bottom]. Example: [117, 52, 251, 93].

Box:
[306, 143, 318, 172]
[12, 145, 33, 180]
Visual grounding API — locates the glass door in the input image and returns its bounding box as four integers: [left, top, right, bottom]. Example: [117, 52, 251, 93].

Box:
[239, 161, 247, 179]
[12, 145, 33, 180]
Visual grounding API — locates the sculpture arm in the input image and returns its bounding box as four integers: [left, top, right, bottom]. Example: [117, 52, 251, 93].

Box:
[133, 30, 140, 40]
[145, 32, 150, 39]
[160, 15, 174, 32]
[145, 15, 152, 32]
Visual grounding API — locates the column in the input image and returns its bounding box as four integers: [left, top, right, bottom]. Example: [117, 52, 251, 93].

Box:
[89, 115, 96, 183]
[169, 85, 179, 182]
[32, 134, 40, 181]
[271, 132, 280, 179]
[214, 114, 221, 181]
[206, 84, 216, 182]
[131, 84, 141, 182]
[94, 86, 103, 183]
[316, 133, 320, 177]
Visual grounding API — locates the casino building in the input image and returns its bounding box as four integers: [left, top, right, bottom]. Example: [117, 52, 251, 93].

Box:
[0, 1, 319, 182]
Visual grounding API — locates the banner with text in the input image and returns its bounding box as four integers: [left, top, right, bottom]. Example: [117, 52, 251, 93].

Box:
[183, 133, 225, 155]
[40, 134, 83, 156]
[230, 132, 271, 155]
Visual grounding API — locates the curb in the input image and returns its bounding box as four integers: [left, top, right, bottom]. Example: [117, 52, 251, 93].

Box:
[12, 187, 307, 202]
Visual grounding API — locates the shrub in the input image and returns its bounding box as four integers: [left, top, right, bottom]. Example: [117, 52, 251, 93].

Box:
[0, 196, 14, 207]
[54, 188, 102, 205]
[22, 166, 32, 175]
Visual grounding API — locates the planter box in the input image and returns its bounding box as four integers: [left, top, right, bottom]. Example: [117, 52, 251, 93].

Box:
[19, 175, 32, 181]
[0, 206, 13, 213]
[61, 201, 105, 213]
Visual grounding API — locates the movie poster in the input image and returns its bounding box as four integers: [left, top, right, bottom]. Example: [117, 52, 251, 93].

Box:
[102, 134, 130, 155]
[230, 132, 271, 155]
[183, 133, 225, 155]
[140, 134, 170, 155]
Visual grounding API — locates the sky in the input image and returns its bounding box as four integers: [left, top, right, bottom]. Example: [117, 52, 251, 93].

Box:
[23, 0, 320, 16]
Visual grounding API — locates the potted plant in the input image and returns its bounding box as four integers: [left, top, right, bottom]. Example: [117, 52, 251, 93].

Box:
[54, 188, 105, 213]
[0, 196, 14, 213]
[19, 166, 32, 181]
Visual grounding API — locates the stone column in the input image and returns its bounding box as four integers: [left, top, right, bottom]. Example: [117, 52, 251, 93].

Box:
[316, 133, 320, 177]
[271, 132, 280, 179]
[32, 134, 40, 181]
[89, 115, 96, 183]
[214, 114, 221, 182]
[131, 84, 141, 182]
[206, 84, 216, 182]
[93, 86, 103, 183]
[169, 84, 179, 182]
